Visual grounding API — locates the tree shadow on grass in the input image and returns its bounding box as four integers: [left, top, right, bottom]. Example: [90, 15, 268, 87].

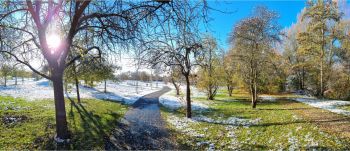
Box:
[39, 96, 123, 150]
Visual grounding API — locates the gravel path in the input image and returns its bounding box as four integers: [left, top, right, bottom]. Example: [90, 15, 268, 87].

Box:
[106, 86, 176, 150]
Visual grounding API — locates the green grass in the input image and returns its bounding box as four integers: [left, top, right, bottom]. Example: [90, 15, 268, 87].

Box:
[339, 105, 350, 111]
[161, 90, 350, 150]
[0, 96, 127, 150]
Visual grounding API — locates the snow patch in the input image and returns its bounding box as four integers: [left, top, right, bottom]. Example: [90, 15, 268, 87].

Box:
[259, 95, 277, 102]
[294, 97, 350, 116]
[159, 89, 209, 110]
[0, 79, 164, 104]
[192, 115, 260, 126]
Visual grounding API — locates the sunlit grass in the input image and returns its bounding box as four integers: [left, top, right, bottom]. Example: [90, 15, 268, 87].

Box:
[0, 96, 127, 150]
[161, 90, 350, 150]
[338, 105, 350, 112]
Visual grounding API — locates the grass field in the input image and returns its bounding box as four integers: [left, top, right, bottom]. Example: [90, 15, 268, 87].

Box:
[161, 90, 350, 150]
[0, 96, 127, 150]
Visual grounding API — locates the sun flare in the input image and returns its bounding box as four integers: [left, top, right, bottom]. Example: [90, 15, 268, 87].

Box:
[46, 34, 61, 49]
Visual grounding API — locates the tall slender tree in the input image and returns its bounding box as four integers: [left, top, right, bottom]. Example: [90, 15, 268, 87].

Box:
[297, 0, 341, 97]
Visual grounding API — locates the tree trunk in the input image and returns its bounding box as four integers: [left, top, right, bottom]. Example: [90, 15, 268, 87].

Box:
[73, 62, 81, 103]
[252, 81, 257, 108]
[52, 72, 70, 140]
[171, 77, 180, 95]
[227, 85, 233, 97]
[175, 85, 180, 96]
[104, 80, 107, 93]
[251, 69, 258, 109]
[185, 75, 192, 118]
[208, 86, 215, 100]
[75, 77, 81, 103]
[4, 75, 6, 87]
[74, 77, 81, 104]
[208, 86, 212, 100]
[250, 83, 258, 108]
[208, 94, 214, 100]
[320, 58, 324, 97]
[14, 71, 17, 85]
[301, 67, 305, 90]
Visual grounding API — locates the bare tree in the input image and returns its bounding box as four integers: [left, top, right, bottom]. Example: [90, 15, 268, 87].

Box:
[0, 0, 167, 141]
[197, 35, 222, 100]
[222, 51, 236, 97]
[141, 1, 208, 118]
[169, 66, 182, 95]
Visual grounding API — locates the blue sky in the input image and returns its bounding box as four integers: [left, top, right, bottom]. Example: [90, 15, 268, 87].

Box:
[206, 1, 307, 49]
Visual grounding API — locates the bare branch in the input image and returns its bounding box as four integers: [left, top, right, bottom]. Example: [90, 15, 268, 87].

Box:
[0, 50, 50, 80]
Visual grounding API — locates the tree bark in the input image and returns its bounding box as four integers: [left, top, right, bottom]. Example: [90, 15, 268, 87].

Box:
[301, 67, 305, 90]
[74, 77, 81, 103]
[227, 85, 233, 97]
[14, 71, 17, 85]
[185, 75, 192, 118]
[171, 76, 180, 95]
[252, 80, 257, 108]
[320, 57, 324, 97]
[73, 61, 81, 103]
[251, 68, 258, 109]
[208, 85, 213, 100]
[320, 28, 325, 97]
[104, 80, 107, 93]
[52, 71, 70, 140]
[4, 75, 6, 87]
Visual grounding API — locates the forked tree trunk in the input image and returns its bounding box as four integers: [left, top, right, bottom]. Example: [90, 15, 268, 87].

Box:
[171, 76, 180, 95]
[208, 85, 214, 100]
[52, 70, 69, 140]
[185, 75, 192, 118]
[208, 87, 216, 100]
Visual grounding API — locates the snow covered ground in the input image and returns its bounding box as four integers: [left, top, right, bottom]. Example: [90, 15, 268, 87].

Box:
[0, 78, 165, 104]
[166, 114, 260, 150]
[293, 97, 350, 116]
[159, 86, 209, 110]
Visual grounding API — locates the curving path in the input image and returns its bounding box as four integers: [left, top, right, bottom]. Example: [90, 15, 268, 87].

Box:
[106, 86, 176, 150]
